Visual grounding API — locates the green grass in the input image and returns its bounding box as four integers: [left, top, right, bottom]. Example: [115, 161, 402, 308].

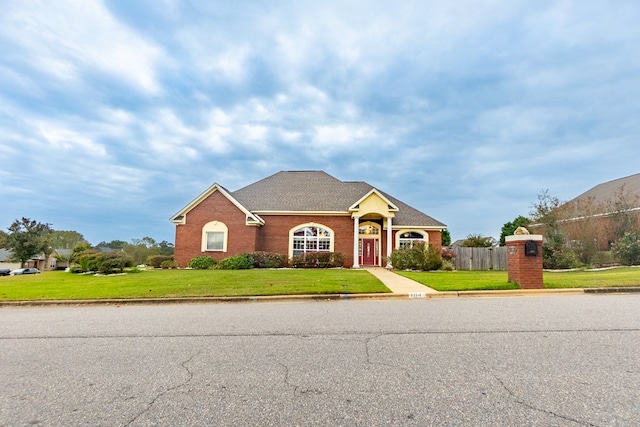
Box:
[395, 270, 520, 291]
[2, 267, 638, 301]
[543, 267, 640, 289]
[0, 269, 390, 301]
[396, 267, 640, 291]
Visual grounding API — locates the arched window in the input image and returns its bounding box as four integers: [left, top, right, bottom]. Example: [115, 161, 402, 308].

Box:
[358, 223, 381, 236]
[290, 224, 334, 257]
[398, 231, 426, 249]
[201, 221, 228, 252]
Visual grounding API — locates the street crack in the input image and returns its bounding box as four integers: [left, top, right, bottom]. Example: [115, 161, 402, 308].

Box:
[124, 352, 199, 426]
[493, 374, 599, 427]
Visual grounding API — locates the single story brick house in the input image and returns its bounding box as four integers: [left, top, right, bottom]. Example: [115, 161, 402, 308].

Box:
[171, 171, 446, 268]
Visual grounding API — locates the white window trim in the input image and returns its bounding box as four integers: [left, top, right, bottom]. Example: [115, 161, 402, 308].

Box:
[358, 221, 381, 236]
[288, 223, 335, 259]
[201, 221, 228, 252]
[396, 230, 429, 249]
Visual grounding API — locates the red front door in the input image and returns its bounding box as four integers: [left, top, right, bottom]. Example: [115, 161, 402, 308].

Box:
[360, 239, 377, 265]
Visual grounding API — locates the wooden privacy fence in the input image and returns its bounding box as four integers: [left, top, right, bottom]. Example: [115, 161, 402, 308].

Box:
[451, 247, 507, 271]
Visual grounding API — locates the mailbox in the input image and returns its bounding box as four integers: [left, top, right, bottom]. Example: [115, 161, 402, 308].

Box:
[524, 240, 538, 257]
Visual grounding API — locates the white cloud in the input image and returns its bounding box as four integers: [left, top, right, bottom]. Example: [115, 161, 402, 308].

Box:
[2, 0, 164, 94]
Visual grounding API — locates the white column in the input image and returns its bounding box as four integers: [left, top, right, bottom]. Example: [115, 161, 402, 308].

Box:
[386, 216, 393, 268]
[353, 216, 360, 268]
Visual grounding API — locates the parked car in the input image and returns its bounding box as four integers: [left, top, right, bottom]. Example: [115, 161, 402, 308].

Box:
[0, 269, 10, 276]
[9, 268, 41, 275]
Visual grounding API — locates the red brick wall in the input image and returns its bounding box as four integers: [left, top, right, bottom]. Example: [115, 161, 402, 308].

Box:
[256, 215, 354, 267]
[174, 195, 444, 269]
[174, 191, 258, 267]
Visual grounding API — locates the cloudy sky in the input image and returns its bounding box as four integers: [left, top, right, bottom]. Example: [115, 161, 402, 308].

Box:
[1, 0, 639, 245]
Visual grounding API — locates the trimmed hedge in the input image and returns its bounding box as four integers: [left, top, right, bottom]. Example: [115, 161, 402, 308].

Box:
[217, 254, 255, 270]
[250, 251, 286, 268]
[74, 250, 133, 274]
[390, 243, 443, 271]
[160, 259, 178, 269]
[147, 255, 174, 268]
[188, 256, 217, 270]
[290, 252, 345, 268]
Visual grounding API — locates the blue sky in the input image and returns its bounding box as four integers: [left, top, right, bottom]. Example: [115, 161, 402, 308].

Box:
[1, 0, 639, 245]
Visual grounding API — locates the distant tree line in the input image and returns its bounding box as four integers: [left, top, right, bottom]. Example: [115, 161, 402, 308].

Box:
[0, 217, 174, 268]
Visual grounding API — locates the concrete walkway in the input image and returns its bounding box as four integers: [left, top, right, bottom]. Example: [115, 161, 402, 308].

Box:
[365, 267, 439, 294]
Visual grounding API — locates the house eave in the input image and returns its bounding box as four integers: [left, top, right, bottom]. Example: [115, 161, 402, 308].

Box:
[252, 210, 351, 216]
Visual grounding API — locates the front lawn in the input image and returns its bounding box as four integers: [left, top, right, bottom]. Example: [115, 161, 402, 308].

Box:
[0, 269, 390, 301]
[395, 267, 640, 291]
[395, 271, 519, 291]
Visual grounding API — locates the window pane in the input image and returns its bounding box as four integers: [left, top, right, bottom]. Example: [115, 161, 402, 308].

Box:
[207, 232, 224, 250]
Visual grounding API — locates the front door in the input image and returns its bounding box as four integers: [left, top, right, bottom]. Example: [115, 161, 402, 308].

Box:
[360, 239, 378, 266]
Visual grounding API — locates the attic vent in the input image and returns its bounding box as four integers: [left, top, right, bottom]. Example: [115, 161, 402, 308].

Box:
[175, 215, 184, 221]
[388, 205, 394, 210]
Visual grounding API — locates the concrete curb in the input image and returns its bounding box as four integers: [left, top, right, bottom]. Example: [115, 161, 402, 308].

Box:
[1, 287, 638, 307]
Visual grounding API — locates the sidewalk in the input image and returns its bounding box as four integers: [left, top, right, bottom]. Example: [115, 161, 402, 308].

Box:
[364, 267, 438, 295]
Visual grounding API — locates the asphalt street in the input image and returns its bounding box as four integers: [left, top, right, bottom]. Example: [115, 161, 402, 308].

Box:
[1, 295, 639, 426]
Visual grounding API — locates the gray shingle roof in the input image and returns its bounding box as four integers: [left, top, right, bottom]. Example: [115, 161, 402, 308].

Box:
[231, 171, 445, 227]
[566, 173, 640, 213]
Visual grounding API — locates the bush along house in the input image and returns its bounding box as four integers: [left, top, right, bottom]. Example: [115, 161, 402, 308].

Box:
[170, 171, 446, 268]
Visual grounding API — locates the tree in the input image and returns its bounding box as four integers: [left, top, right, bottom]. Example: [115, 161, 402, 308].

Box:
[529, 190, 579, 269]
[607, 184, 640, 243]
[4, 218, 53, 267]
[49, 230, 88, 249]
[96, 240, 126, 249]
[461, 234, 496, 247]
[499, 216, 530, 246]
[0, 230, 7, 248]
[441, 229, 451, 247]
[158, 240, 175, 256]
[122, 237, 165, 265]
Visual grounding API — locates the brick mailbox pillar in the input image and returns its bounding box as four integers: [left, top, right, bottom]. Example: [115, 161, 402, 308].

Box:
[505, 235, 544, 289]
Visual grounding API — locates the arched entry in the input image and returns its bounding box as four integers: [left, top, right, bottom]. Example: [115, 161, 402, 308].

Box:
[358, 222, 381, 266]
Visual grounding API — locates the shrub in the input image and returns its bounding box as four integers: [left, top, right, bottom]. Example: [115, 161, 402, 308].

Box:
[542, 244, 581, 269]
[147, 255, 174, 269]
[250, 251, 286, 268]
[217, 254, 255, 270]
[76, 250, 101, 272]
[390, 242, 443, 271]
[591, 251, 616, 268]
[188, 256, 217, 270]
[96, 252, 134, 275]
[289, 252, 345, 268]
[441, 247, 457, 262]
[440, 260, 455, 271]
[160, 259, 178, 269]
[612, 232, 640, 265]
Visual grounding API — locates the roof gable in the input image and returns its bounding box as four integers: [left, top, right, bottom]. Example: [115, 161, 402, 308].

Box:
[170, 183, 264, 226]
[349, 189, 399, 217]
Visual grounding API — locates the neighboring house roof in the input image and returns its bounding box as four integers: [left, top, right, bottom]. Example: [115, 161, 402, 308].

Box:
[175, 170, 445, 228]
[450, 239, 466, 248]
[561, 173, 640, 219]
[569, 173, 640, 208]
